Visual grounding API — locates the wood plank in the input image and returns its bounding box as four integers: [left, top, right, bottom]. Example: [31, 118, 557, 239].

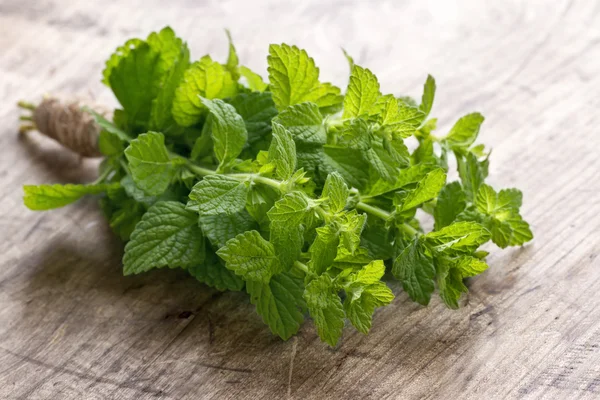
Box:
[0, 0, 599, 398]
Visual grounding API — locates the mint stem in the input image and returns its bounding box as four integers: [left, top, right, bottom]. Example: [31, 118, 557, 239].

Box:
[356, 201, 419, 237]
[186, 163, 281, 190]
[293, 260, 309, 273]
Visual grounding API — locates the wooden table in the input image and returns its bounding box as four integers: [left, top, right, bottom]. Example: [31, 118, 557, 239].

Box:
[1, 1, 599, 398]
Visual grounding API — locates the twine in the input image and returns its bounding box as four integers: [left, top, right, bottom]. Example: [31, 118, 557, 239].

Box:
[32, 96, 111, 158]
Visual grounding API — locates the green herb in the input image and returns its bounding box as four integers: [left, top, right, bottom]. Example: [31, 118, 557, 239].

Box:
[22, 27, 533, 346]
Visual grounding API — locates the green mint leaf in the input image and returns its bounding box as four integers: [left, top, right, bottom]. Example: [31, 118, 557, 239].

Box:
[149, 40, 190, 131]
[454, 256, 489, 277]
[103, 38, 144, 86]
[338, 211, 367, 255]
[319, 146, 370, 190]
[199, 210, 257, 248]
[304, 275, 345, 346]
[434, 182, 467, 230]
[366, 163, 435, 197]
[247, 270, 306, 340]
[420, 75, 436, 116]
[216, 230, 280, 283]
[360, 215, 395, 260]
[268, 122, 297, 180]
[24, 183, 116, 211]
[123, 201, 205, 275]
[227, 92, 278, 156]
[224, 29, 240, 80]
[343, 65, 381, 119]
[322, 172, 349, 213]
[344, 280, 393, 334]
[239, 66, 268, 92]
[100, 187, 146, 241]
[445, 113, 485, 149]
[274, 102, 326, 145]
[436, 262, 467, 309]
[124, 132, 178, 196]
[99, 130, 125, 157]
[267, 191, 314, 225]
[200, 97, 248, 169]
[376, 94, 425, 138]
[267, 44, 342, 111]
[246, 185, 279, 228]
[392, 239, 435, 305]
[353, 260, 386, 284]
[507, 216, 533, 246]
[188, 250, 244, 291]
[399, 168, 446, 211]
[172, 56, 238, 126]
[107, 42, 167, 130]
[458, 152, 486, 201]
[187, 175, 248, 215]
[309, 223, 340, 275]
[270, 222, 305, 270]
[424, 221, 491, 254]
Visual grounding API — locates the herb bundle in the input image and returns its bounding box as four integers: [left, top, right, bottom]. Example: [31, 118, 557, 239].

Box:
[21, 27, 532, 346]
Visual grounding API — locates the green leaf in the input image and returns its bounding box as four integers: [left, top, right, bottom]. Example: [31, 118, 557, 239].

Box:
[124, 132, 178, 196]
[309, 223, 340, 275]
[274, 102, 326, 145]
[366, 163, 435, 197]
[267, 44, 343, 111]
[23, 183, 116, 211]
[376, 94, 425, 138]
[354, 260, 386, 284]
[420, 75, 436, 116]
[201, 97, 248, 169]
[227, 92, 278, 155]
[123, 201, 205, 275]
[199, 210, 257, 248]
[224, 29, 240, 80]
[217, 230, 280, 283]
[268, 122, 297, 180]
[392, 239, 435, 305]
[247, 270, 306, 340]
[424, 221, 491, 254]
[434, 182, 467, 230]
[172, 56, 238, 126]
[458, 152, 485, 201]
[399, 168, 446, 211]
[508, 216, 533, 246]
[304, 275, 345, 346]
[267, 191, 314, 225]
[107, 42, 167, 130]
[188, 250, 244, 291]
[239, 66, 268, 92]
[319, 146, 371, 190]
[360, 215, 395, 260]
[436, 262, 467, 309]
[99, 130, 125, 156]
[338, 211, 367, 255]
[344, 281, 393, 334]
[446, 113, 485, 149]
[343, 65, 381, 119]
[454, 256, 489, 277]
[322, 172, 349, 213]
[149, 40, 190, 131]
[187, 175, 248, 215]
[270, 222, 304, 270]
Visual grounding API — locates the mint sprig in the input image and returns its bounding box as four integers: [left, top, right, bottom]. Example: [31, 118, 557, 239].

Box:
[22, 27, 533, 346]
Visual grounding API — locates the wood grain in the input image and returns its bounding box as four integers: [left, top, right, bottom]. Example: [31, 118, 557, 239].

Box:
[1, 0, 599, 399]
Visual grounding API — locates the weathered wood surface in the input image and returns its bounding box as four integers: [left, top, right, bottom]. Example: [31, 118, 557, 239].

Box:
[1, 0, 599, 398]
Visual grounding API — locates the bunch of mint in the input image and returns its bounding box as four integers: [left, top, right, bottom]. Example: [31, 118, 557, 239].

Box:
[23, 27, 532, 346]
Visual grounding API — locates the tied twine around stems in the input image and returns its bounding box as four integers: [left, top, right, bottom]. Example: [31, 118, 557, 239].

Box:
[19, 96, 111, 158]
